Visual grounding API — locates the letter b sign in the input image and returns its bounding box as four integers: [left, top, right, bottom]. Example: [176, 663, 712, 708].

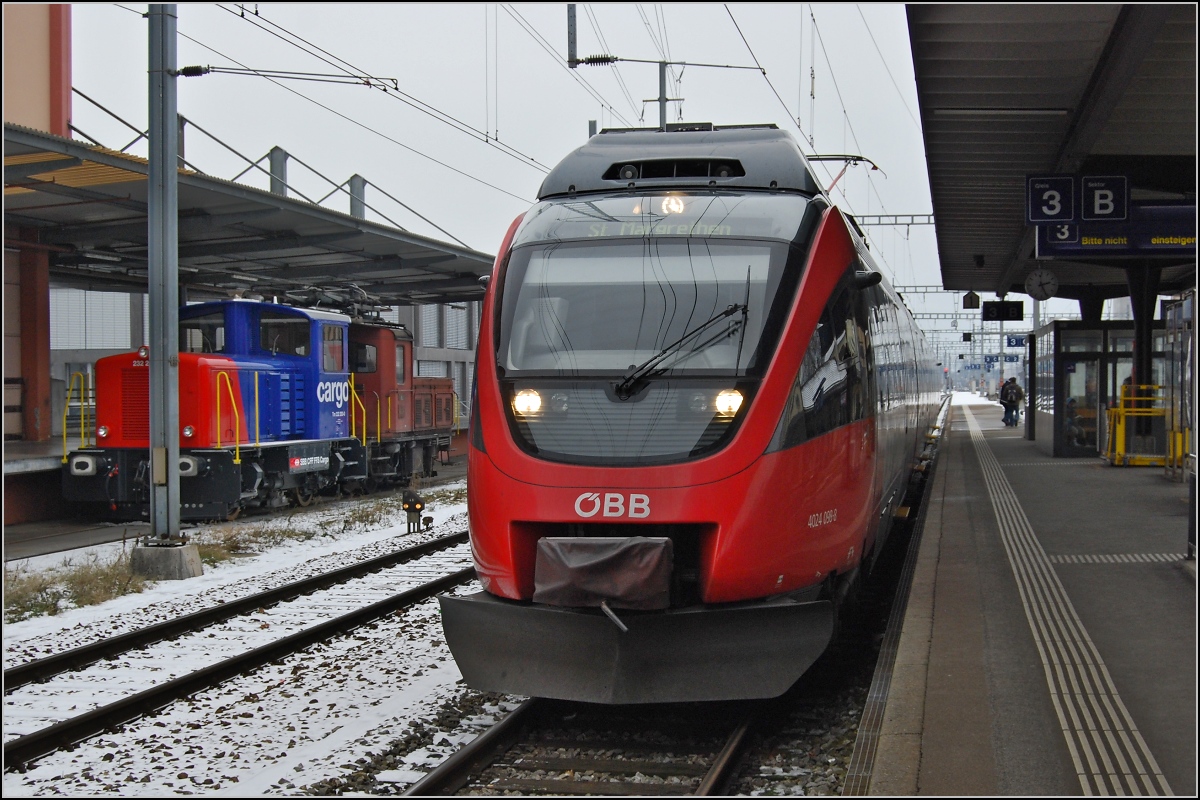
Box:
[1082, 176, 1127, 221]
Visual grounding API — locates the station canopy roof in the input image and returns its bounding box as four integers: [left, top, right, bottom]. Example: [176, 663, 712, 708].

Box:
[907, 4, 1196, 302]
[4, 123, 494, 308]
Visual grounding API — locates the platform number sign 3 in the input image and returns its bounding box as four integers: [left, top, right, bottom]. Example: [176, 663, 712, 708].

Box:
[1027, 176, 1075, 224]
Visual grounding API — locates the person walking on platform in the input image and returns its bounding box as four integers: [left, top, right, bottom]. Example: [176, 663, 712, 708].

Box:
[1001, 377, 1025, 426]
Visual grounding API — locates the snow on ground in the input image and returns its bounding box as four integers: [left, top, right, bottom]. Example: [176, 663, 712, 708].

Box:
[4, 481, 466, 652]
[2, 481, 489, 796]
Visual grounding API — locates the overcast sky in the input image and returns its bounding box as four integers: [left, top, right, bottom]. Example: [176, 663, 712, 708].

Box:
[68, 3, 1083, 352]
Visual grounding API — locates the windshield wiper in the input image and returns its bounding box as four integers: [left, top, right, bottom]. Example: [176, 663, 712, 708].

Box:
[614, 303, 747, 399]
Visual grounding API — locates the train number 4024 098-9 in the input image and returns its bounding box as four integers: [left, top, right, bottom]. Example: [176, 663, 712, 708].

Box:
[808, 509, 838, 528]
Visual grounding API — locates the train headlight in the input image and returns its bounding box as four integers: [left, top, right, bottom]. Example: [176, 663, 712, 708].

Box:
[549, 392, 569, 413]
[714, 389, 743, 417]
[182, 425, 195, 438]
[688, 393, 709, 412]
[137, 346, 150, 358]
[97, 425, 109, 438]
[512, 389, 542, 416]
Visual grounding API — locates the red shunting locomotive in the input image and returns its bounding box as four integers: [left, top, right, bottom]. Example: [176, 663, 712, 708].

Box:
[440, 125, 940, 703]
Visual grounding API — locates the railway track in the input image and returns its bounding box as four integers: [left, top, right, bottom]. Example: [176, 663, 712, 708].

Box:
[403, 698, 760, 796]
[3, 538, 476, 772]
[390, 409, 950, 798]
[4, 531, 469, 690]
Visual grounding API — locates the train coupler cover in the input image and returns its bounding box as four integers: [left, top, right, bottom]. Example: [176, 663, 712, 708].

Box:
[439, 590, 834, 704]
[532, 536, 672, 610]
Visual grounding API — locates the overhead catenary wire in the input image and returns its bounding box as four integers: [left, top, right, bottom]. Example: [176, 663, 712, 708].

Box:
[501, 3, 635, 128]
[217, 3, 552, 173]
[173, 27, 532, 216]
[582, 4, 642, 120]
[855, 5, 923, 133]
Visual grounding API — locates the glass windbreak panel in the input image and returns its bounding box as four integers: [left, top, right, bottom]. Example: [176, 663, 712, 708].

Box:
[1153, 329, 1168, 353]
[260, 311, 309, 356]
[352, 342, 377, 373]
[180, 312, 225, 354]
[499, 240, 788, 376]
[512, 193, 812, 247]
[1034, 333, 1052, 413]
[1062, 357, 1100, 450]
[1108, 358, 1133, 407]
[1061, 329, 1102, 352]
[322, 325, 344, 372]
[1109, 330, 1134, 353]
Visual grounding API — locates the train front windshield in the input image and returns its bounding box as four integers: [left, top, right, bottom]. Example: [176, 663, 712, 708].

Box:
[496, 192, 815, 465]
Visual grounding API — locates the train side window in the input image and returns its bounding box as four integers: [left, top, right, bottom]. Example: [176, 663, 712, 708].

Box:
[396, 344, 406, 383]
[352, 342, 377, 373]
[180, 312, 225, 353]
[260, 310, 309, 356]
[771, 267, 868, 449]
[322, 325, 345, 372]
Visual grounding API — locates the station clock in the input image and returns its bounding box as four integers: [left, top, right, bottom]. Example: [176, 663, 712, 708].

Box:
[1024, 269, 1059, 301]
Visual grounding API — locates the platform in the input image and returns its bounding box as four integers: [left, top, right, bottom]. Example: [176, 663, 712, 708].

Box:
[868, 394, 1195, 796]
[3, 439, 76, 476]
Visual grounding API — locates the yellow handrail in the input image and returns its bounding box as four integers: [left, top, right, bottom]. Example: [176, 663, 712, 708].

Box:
[61, 371, 88, 463]
[452, 391, 461, 434]
[215, 371, 242, 464]
[348, 375, 366, 445]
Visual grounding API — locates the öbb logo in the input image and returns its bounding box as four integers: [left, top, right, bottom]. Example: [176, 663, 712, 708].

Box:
[316, 380, 350, 409]
[574, 492, 650, 519]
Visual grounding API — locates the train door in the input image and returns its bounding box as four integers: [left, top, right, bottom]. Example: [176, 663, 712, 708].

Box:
[394, 337, 412, 433]
[315, 321, 350, 440]
[350, 327, 385, 437]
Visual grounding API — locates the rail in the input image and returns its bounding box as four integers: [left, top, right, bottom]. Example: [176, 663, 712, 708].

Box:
[60, 371, 90, 463]
[215, 371, 242, 464]
[1104, 384, 1167, 467]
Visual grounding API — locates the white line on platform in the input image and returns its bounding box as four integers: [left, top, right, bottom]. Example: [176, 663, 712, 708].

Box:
[963, 405, 1173, 797]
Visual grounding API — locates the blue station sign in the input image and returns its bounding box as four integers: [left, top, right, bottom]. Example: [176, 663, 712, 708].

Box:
[1027, 176, 1075, 223]
[1006, 335, 1026, 348]
[1027, 174, 1130, 225]
[1036, 202, 1196, 259]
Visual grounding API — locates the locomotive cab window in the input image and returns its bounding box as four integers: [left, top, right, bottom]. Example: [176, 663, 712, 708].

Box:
[396, 344, 406, 383]
[322, 325, 345, 372]
[352, 342, 377, 373]
[180, 312, 225, 354]
[772, 266, 871, 449]
[260, 310, 309, 356]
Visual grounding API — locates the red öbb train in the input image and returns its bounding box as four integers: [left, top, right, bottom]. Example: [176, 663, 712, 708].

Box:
[63, 300, 456, 521]
[440, 124, 941, 703]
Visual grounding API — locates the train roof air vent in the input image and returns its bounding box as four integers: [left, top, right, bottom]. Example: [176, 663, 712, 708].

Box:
[602, 160, 746, 182]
